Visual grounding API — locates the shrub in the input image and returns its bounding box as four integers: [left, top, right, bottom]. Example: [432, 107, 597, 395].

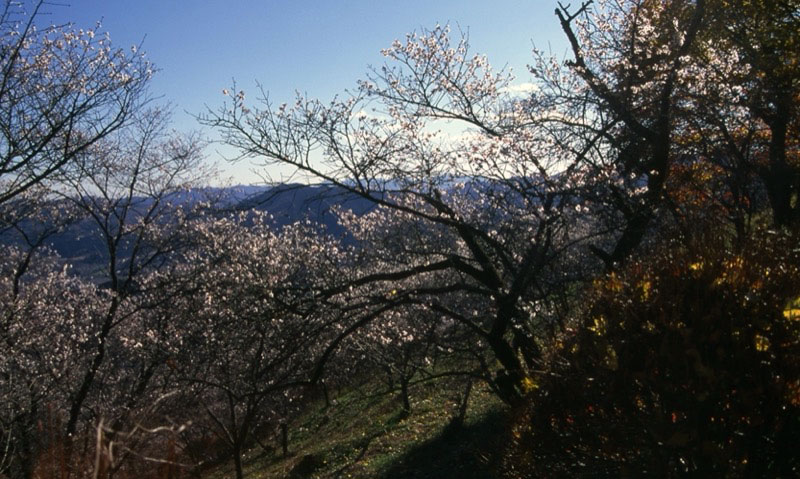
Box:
[501, 229, 800, 477]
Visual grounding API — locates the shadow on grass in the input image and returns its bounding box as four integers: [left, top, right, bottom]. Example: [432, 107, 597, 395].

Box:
[378, 409, 507, 479]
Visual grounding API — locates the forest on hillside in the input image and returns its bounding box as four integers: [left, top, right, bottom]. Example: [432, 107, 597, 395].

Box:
[1, 0, 798, 477]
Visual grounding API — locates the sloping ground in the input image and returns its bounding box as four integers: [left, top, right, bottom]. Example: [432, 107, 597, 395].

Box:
[208, 380, 507, 478]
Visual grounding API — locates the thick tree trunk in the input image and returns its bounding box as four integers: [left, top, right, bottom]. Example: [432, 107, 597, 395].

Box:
[280, 423, 288, 458]
[321, 380, 330, 409]
[451, 380, 473, 429]
[763, 106, 797, 228]
[232, 441, 244, 479]
[486, 334, 524, 405]
[399, 377, 411, 413]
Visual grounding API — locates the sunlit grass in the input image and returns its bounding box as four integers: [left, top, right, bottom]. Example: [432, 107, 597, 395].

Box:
[206, 377, 504, 478]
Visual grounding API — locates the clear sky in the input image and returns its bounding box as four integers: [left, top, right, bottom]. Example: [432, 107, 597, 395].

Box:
[40, 1, 568, 184]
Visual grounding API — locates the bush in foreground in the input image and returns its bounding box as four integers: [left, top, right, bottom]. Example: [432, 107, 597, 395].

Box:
[501, 229, 800, 477]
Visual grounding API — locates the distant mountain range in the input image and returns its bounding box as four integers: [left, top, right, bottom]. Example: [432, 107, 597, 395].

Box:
[0, 184, 378, 277]
[2, 178, 559, 278]
[240, 183, 377, 232]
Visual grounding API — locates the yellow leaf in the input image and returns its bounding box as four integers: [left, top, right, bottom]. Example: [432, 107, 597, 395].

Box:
[521, 376, 539, 393]
[603, 345, 618, 371]
[640, 279, 652, 300]
[589, 315, 608, 336]
[689, 261, 704, 271]
[754, 334, 770, 352]
[783, 296, 800, 321]
[607, 272, 623, 292]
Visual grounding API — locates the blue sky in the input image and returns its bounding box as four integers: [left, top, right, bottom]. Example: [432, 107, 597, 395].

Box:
[42, 1, 568, 184]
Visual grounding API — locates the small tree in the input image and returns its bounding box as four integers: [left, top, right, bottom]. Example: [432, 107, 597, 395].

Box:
[169, 213, 342, 479]
[550, 0, 800, 255]
[0, 107, 209, 476]
[0, 247, 107, 477]
[56, 106, 208, 442]
[0, 0, 151, 207]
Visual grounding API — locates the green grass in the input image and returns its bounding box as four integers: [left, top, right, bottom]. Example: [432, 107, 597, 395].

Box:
[207, 378, 507, 478]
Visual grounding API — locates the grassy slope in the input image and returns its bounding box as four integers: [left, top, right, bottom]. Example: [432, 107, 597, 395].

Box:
[208, 379, 507, 478]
